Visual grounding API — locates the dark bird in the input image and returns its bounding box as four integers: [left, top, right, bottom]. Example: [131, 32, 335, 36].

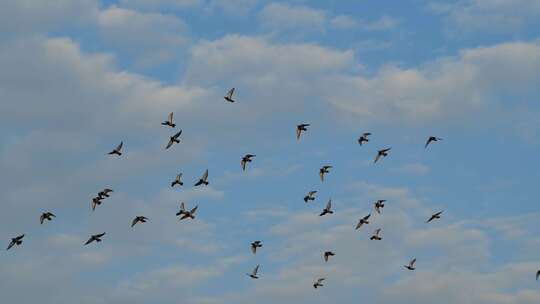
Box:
[358, 132, 371, 145]
[425, 136, 442, 149]
[313, 278, 325, 289]
[161, 112, 176, 128]
[176, 202, 198, 220]
[131, 216, 148, 227]
[194, 169, 209, 186]
[355, 214, 371, 229]
[98, 188, 113, 199]
[6, 234, 24, 250]
[536, 270, 540, 281]
[319, 199, 333, 216]
[404, 258, 416, 270]
[84, 233, 106, 246]
[224, 88, 236, 103]
[247, 264, 260, 279]
[426, 211, 443, 223]
[165, 130, 182, 149]
[171, 173, 184, 187]
[319, 165, 332, 182]
[370, 228, 382, 240]
[374, 200, 386, 214]
[296, 124, 310, 140]
[241, 154, 256, 171]
[91, 197, 102, 211]
[39, 212, 55, 224]
[108, 141, 123, 156]
[251, 241, 262, 254]
[323, 251, 335, 262]
[304, 190, 317, 203]
[374, 147, 391, 163]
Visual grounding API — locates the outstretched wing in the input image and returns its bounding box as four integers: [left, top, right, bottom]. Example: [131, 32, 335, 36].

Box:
[241, 159, 246, 171]
[410, 258, 416, 267]
[190, 205, 198, 214]
[131, 217, 139, 227]
[115, 141, 123, 152]
[165, 138, 174, 149]
[173, 130, 182, 139]
[202, 169, 208, 181]
[253, 264, 259, 275]
[226, 88, 235, 99]
[168, 112, 174, 124]
[325, 199, 331, 210]
[374, 153, 381, 163]
[40, 213, 46, 224]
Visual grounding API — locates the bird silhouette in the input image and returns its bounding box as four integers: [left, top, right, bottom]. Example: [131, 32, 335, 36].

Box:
[171, 173, 184, 187]
[425, 136, 442, 149]
[247, 264, 260, 279]
[374, 147, 391, 163]
[426, 211, 443, 223]
[241, 154, 256, 171]
[404, 258, 416, 270]
[6, 234, 24, 250]
[91, 197, 102, 211]
[374, 200, 386, 214]
[536, 270, 540, 281]
[304, 190, 317, 203]
[161, 112, 176, 128]
[131, 216, 148, 227]
[250, 241, 262, 254]
[323, 251, 335, 262]
[313, 278, 325, 289]
[224, 88, 236, 103]
[194, 169, 209, 186]
[296, 124, 310, 140]
[358, 132, 371, 145]
[319, 199, 333, 216]
[165, 130, 182, 149]
[84, 233, 106, 246]
[97, 188, 113, 199]
[176, 202, 198, 220]
[108, 142, 123, 156]
[370, 228, 382, 240]
[355, 214, 371, 229]
[39, 212, 55, 224]
[319, 165, 332, 182]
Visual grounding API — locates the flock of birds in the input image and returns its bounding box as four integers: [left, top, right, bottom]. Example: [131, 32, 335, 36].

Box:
[6, 87, 540, 288]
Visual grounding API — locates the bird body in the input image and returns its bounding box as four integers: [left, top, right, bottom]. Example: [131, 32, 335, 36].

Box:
[427, 211, 443, 223]
[304, 190, 317, 203]
[171, 173, 184, 187]
[358, 132, 371, 145]
[374, 200, 386, 214]
[194, 169, 209, 186]
[404, 258, 416, 270]
[108, 141, 123, 156]
[224, 88, 236, 102]
[176, 202, 198, 220]
[370, 228, 382, 240]
[131, 216, 148, 227]
[313, 278, 325, 289]
[84, 233, 106, 246]
[161, 112, 176, 128]
[536, 270, 540, 281]
[40, 212, 56, 224]
[355, 214, 371, 229]
[165, 130, 182, 149]
[323, 251, 335, 262]
[247, 264, 259, 279]
[319, 199, 333, 216]
[6, 234, 24, 250]
[241, 154, 256, 171]
[296, 124, 310, 140]
[251, 241, 262, 254]
[374, 147, 391, 163]
[425, 136, 442, 149]
[319, 165, 332, 182]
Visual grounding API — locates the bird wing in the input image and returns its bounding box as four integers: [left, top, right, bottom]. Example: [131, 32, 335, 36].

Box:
[6, 240, 15, 250]
[96, 233, 106, 238]
[411, 258, 416, 266]
[202, 170, 208, 181]
[319, 170, 324, 181]
[190, 205, 198, 214]
[375, 228, 381, 235]
[165, 138, 174, 149]
[364, 214, 371, 220]
[226, 88, 235, 99]
[318, 278, 325, 283]
[84, 237, 93, 245]
[355, 221, 363, 229]
[40, 213, 45, 224]
[131, 217, 139, 227]
[241, 159, 246, 171]
[326, 200, 331, 210]
[425, 138, 432, 148]
[310, 191, 317, 196]
[173, 130, 182, 139]
[374, 153, 381, 163]
[180, 202, 185, 212]
[115, 141, 123, 152]
[253, 264, 259, 275]
[91, 199, 97, 211]
[537, 270, 540, 280]
[168, 112, 173, 123]
[296, 127, 301, 140]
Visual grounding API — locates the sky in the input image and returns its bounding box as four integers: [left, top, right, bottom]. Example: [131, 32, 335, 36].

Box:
[1, 0, 540, 303]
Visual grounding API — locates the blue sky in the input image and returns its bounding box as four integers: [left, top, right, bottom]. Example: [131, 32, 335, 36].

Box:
[1, 0, 540, 303]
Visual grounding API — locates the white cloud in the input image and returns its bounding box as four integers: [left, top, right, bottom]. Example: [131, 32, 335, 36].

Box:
[393, 163, 431, 175]
[258, 3, 327, 32]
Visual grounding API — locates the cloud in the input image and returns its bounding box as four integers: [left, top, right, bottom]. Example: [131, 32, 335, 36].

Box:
[258, 3, 327, 32]
[392, 163, 431, 175]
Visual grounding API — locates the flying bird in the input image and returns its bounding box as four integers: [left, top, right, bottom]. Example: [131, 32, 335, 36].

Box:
[165, 130, 182, 149]
[425, 136, 442, 149]
[536, 270, 540, 281]
[323, 251, 335, 262]
[98, 188, 113, 199]
[194, 169, 209, 186]
[131, 216, 148, 227]
[251, 241, 262, 254]
[224, 88, 236, 103]
[374, 147, 391, 163]
[84, 233, 106, 246]
[404, 258, 416, 270]
[108, 141, 123, 156]
[355, 214, 371, 230]
[91, 197, 102, 211]
[171, 173, 184, 187]
[6, 234, 24, 250]
[319, 199, 333, 216]
[426, 211, 443, 223]
[161, 112, 176, 128]
[176, 202, 198, 220]
[304, 191, 317, 203]
[370, 228, 382, 240]
[241, 154, 256, 171]
[39, 212, 55, 224]
[319, 165, 332, 182]
[374, 200, 386, 214]
[313, 278, 325, 289]
[247, 264, 260, 279]
[296, 124, 310, 140]
[358, 132, 371, 145]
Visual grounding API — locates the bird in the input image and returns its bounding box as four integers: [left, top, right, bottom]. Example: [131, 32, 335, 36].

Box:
[161, 112, 176, 128]
[358, 132, 371, 145]
[176, 202, 198, 220]
[319, 199, 333, 216]
[97, 188, 113, 199]
[247, 264, 259, 279]
[355, 214, 371, 229]
[194, 169, 209, 186]
[84, 233, 106, 246]
[296, 124, 310, 140]
[370, 228, 382, 240]
[323, 251, 335, 262]
[108, 141, 123, 156]
[241, 154, 256, 171]
[304, 191, 317, 203]
[536, 270, 540, 281]
[426, 211, 443, 223]
[6, 234, 24, 250]
[39, 212, 55, 224]
[374, 147, 391, 163]
[171, 173, 184, 187]
[224, 88, 236, 103]
[91, 197, 102, 211]
[374, 200, 386, 214]
[319, 165, 332, 182]
[404, 258, 416, 270]
[251, 241, 262, 254]
[425, 136, 442, 149]
[165, 130, 182, 149]
[313, 278, 325, 289]
[131, 216, 148, 227]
